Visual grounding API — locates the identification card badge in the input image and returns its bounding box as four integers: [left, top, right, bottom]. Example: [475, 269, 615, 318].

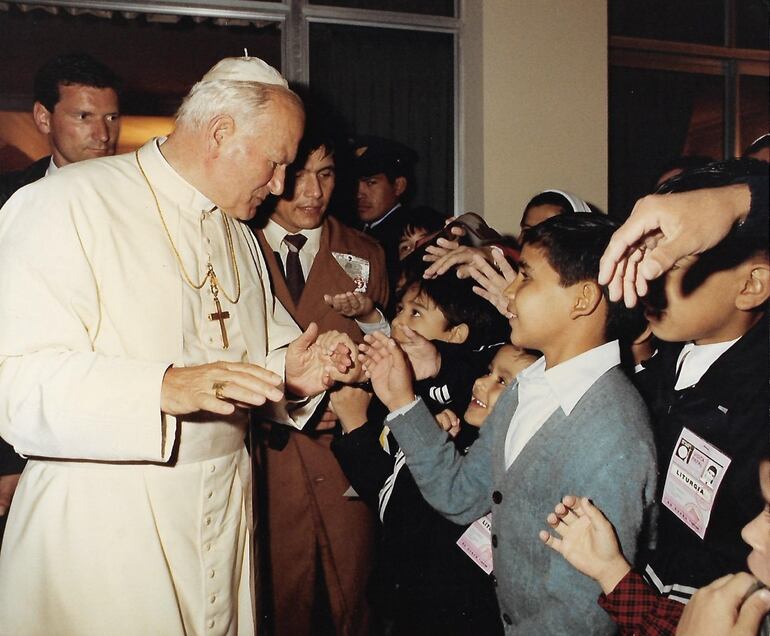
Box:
[457, 513, 494, 574]
[332, 252, 370, 293]
[661, 427, 731, 539]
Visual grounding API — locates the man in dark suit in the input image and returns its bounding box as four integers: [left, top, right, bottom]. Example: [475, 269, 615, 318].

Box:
[0, 53, 121, 543]
[0, 53, 121, 207]
[251, 125, 388, 636]
[353, 136, 418, 295]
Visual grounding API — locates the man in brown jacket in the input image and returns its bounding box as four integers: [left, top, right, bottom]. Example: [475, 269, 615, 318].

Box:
[252, 123, 388, 635]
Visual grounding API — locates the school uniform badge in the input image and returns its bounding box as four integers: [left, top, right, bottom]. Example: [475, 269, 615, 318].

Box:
[332, 252, 370, 293]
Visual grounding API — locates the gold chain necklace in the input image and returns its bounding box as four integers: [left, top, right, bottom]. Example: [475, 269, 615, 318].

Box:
[135, 149, 241, 304]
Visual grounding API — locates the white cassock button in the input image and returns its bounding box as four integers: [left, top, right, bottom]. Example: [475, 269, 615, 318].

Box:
[210, 595, 217, 604]
[209, 464, 216, 473]
[207, 491, 214, 499]
[206, 543, 213, 552]
[209, 569, 216, 579]
[208, 619, 215, 629]
[205, 516, 212, 526]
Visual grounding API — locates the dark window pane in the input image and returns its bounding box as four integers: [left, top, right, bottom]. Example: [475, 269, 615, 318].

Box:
[735, 0, 770, 49]
[738, 75, 769, 156]
[309, 0, 455, 17]
[0, 5, 281, 115]
[309, 23, 454, 216]
[610, 0, 725, 46]
[609, 67, 724, 219]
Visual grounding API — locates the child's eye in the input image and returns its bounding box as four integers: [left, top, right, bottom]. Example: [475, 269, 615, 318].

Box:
[411, 309, 421, 318]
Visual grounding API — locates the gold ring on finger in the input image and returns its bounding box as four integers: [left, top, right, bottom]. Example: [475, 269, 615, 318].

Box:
[212, 382, 226, 400]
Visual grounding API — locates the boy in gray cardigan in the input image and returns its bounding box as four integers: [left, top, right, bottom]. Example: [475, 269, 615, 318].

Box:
[360, 215, 658, 634]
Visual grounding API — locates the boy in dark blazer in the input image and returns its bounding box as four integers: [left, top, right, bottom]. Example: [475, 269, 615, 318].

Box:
[361, 215, 658, 635]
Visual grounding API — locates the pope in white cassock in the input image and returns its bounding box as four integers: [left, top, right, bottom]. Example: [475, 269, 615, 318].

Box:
[0, 57, 355, 635]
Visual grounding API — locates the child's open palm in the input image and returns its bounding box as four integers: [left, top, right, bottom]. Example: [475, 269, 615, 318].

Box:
[324, 291, 375, 320]
[359, 332, 415, 411]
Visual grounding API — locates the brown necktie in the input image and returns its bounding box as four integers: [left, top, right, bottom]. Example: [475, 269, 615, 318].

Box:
[283, 233, 307, 305]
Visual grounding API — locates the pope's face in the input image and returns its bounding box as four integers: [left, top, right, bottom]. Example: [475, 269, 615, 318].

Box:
[272, 146, 336, 233]
[34, 83, 121, 167]
[216, 91, 305, 221]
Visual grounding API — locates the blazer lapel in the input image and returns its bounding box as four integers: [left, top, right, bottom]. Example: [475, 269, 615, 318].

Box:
[296, 220, 359, 327]
[254, 228, 297, 317]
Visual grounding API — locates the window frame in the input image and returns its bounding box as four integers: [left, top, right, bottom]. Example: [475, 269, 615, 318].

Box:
[609, 0, 769, 158]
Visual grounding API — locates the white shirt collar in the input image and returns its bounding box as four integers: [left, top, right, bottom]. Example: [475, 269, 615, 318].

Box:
[367, 202, 402, 229]
[45, 157, 59, 177]
[518, 340, 621, 415]
[142, 137, 215, 214]
[675, 338, 739, 390]
[262, 218, 323, 254]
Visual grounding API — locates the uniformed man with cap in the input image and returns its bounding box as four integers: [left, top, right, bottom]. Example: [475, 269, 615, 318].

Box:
[354, 135, 418, 293]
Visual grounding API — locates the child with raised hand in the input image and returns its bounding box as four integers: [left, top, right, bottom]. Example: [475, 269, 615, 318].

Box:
[330, 274, 512, 635]
[332, 342, 533, 635]
[360, 214, 657, 635]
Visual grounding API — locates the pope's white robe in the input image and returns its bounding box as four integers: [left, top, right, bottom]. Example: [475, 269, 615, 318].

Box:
[0, 139, 319, 636]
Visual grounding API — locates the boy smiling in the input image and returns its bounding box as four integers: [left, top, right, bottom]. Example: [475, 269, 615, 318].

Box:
[361, 215, 657, 634]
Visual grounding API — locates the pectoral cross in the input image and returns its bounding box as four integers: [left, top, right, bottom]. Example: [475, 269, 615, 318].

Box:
[208, 296, 230, 349]
[207, 265, 230, 349]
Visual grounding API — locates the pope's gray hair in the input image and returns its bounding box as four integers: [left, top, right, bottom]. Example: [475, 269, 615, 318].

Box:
[175, 79, 302, 129]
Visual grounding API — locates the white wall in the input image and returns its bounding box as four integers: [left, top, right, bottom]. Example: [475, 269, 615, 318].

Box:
[461, 0, 608, 235]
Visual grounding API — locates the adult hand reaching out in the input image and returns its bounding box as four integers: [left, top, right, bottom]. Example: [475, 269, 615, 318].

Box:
[598, 184, 751, 307]
[539, 495, 631, 595]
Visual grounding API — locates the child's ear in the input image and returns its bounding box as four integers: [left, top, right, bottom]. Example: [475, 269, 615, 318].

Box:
[735, 262, 770, 311]
[570, 282, 603, 319]
[393, 176, 407, 198]
[447, 322, 469, 344]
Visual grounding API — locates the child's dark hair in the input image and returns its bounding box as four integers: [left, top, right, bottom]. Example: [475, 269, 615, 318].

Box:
[522, 215, 644, 342]
[399, 273, 510, 349]
[657, 158, 769, 268]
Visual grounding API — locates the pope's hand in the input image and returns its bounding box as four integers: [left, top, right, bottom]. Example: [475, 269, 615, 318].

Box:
[284, 323, 357, 397]
[161, 361, 284, 417]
